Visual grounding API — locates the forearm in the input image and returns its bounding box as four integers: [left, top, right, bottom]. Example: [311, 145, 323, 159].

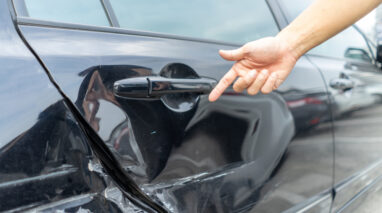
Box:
[277, 0, 382, 59]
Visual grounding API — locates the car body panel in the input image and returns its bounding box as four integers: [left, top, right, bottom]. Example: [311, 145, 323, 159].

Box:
[0, 0, 337, 211]
[15, 17, 335, 211]
[307, 55, 382, 212]
[0, 0, 143, 211]
[269, 0, 382, 211]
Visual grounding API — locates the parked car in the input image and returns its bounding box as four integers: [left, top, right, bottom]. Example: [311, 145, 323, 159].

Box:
[2, 0, 382, 212]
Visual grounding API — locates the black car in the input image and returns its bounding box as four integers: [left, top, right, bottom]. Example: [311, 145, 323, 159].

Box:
[2, 0, 382, 212]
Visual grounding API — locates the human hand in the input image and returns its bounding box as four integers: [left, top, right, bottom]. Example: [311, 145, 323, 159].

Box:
[208, 37, 299, 102]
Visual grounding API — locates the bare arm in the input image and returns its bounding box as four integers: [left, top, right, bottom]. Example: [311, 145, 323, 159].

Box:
[279, 0, 381, 58]
[209, 0, 382, 102]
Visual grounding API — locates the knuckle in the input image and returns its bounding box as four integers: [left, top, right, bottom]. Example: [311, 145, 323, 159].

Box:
[257, 74, 265, 81]
[241, 46, 249, 54]
[233, 85, 241, 92]
[270, 73, 278, 79]
[244, 77, 254, 85]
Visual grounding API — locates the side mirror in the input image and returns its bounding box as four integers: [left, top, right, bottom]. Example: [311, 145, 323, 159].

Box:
[344, 47, 372, 63]
[377, 45, 382, 64]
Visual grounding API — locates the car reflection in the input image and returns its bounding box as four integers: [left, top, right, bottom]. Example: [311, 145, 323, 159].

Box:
[141, 92, 295, 212]
[281, 89, 330, 133]
[60, 63, 350, 212]
[0, 100, 109, 211]
[71, 64, 300, 212]
[331, 75, 379, 120]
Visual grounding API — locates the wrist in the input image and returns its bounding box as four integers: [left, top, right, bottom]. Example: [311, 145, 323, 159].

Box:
[276, 28, 307, 61]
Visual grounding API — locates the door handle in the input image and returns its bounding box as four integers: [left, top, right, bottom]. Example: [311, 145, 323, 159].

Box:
[329, 78, 355, 90]
[114, 76, 217, 98]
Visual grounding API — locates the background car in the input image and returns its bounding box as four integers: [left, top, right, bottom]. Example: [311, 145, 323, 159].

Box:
[1, 0, 382, 212]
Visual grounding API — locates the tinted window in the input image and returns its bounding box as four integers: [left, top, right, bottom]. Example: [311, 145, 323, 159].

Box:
[109, 0, 279, 44]
[278, 0, 371, 61]
[20, 0, 110, 27]
[310, 27, 371, 61]
[278, 0, 312, 21]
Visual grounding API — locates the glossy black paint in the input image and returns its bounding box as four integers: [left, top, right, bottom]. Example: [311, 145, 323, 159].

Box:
[14, 8, 334, 213]
[6, 0, 382, 210]
[1, 0, 349, 212]
[307, 55, 382, 212]
[0, 1, 164, 212]
[270, 0, 382, 211]
[0, 1, 156, 212]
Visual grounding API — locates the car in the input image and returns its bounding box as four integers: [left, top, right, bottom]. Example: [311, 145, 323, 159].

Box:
[2, 0, 382, 212]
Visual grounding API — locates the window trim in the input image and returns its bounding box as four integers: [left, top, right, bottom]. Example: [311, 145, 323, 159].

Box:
[12, 0, 29, 16]
[100, 0, 119, 27]
[306, 52, 376, 66]
[109, 0, 281, 44]
[354, 25, 376, 62]
[16, 16, 244, 47]
[13, 0, 113, 27]
[265, 0, 283, 31]
[266, 0, 289, 29]
[12, 0, 280, 47]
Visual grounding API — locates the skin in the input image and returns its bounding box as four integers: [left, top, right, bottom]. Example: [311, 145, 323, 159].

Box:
[209, 0, 382, 102]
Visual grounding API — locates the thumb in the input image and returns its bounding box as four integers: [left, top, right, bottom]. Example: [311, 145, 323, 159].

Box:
[219, 47, 244, 61]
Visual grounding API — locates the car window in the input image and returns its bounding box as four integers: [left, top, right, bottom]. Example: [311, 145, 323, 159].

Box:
[109, 0, 279, 44]
[278, 0, 372, 62]
[18, 0, 110, 27]
[309, 27, 372, 62]
[278, 0, 313, 22]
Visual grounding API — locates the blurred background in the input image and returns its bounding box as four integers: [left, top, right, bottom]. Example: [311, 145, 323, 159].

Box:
[359, 6, 382, 45]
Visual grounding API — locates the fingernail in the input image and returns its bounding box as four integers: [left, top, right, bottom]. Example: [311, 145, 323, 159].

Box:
[261, 69, 268, 74]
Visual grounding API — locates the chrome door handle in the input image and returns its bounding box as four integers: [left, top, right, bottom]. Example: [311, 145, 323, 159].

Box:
[329, 78, 355, 90]
[114, 76, 217, 98]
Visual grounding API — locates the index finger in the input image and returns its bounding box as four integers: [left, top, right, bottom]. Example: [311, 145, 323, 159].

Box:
[208, 69, 237, 102]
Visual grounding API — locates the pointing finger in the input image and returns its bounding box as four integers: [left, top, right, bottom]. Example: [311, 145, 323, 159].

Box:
[209, 69, 237, 102]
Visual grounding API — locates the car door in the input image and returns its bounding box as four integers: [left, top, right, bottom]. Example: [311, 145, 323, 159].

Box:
[307, 29, 382, 212]
[12, 0, 333, 212]
[0, 0, 146, 212]
[276, 0, 382, 211]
